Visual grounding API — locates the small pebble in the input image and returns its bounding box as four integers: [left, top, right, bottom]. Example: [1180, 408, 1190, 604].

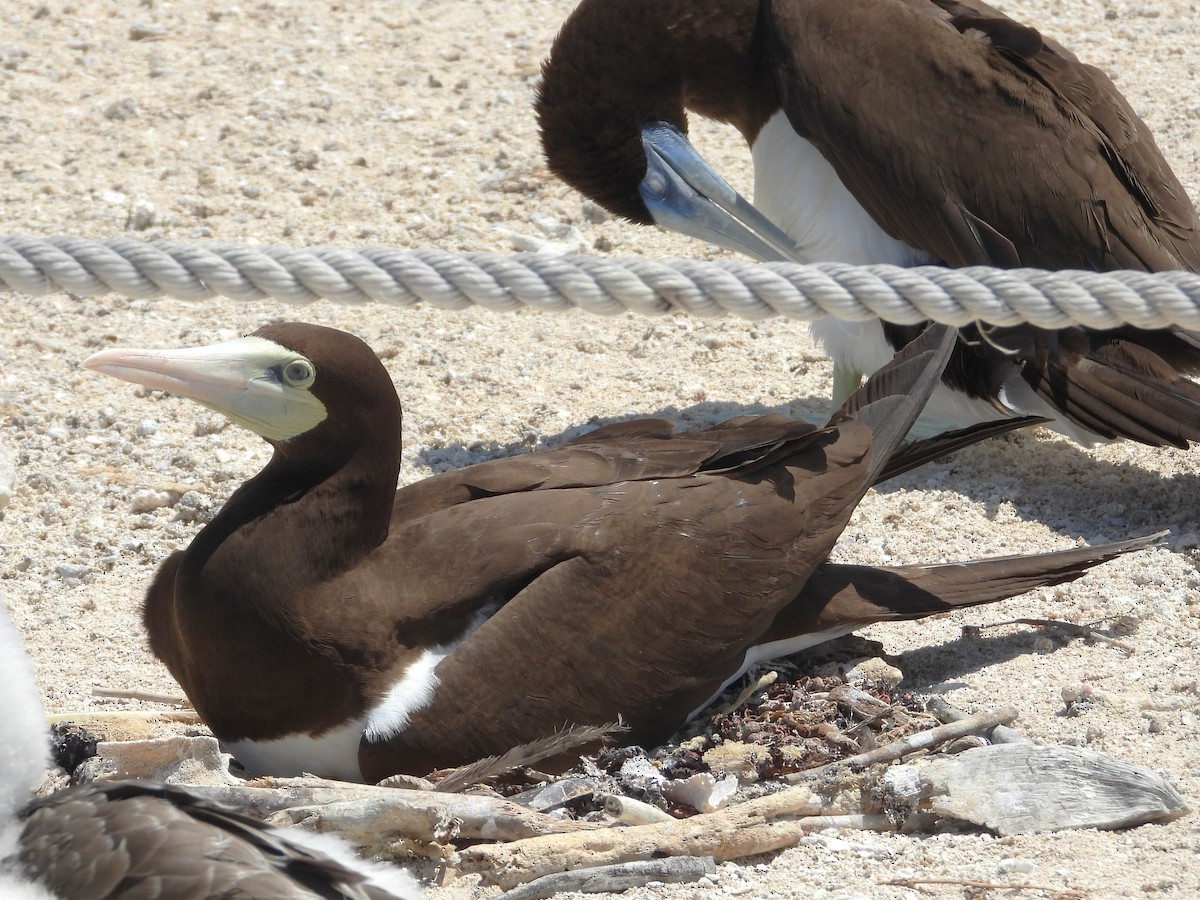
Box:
[1064, 701, 1094, 718]
[136, 420, 159, 437]
[129, 22, 168, 40]
[998, 858, 1037, 875]
[1032, 636, 1056, 654]
[581, 199, 610, 223]
[174, 491, 213, 523]
[102, 98, 139, 121]
[0, 443, 14, 509]
[126, 199, 158, 231]
[130, 489, 173, 513]
[846, 657, 904, 689]
[55, 563, 92, 581]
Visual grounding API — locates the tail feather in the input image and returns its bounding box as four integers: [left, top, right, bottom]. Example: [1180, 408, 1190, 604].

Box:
[1017, 327, 1200, 448]
[828, 323, 957, 486]
[874, 416, 1048, 485]
[761, 532, 1163, 640]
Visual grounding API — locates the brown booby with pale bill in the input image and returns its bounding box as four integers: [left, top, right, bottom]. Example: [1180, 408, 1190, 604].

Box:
[84, 322, 1156, 782]
[536, 0, 1200, 447]
[0, 604, 421, 899]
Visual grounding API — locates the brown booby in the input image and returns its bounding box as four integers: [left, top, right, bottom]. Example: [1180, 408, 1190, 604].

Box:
[536, 0, 1200, 447]
[84, 322, 1155, 782]
[0, 605, 421, 899]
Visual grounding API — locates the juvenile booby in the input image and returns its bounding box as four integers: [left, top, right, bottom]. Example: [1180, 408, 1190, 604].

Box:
[536, 0, 1200, 446]
[0, 604, 421, 899]
[85, 323, 1155, 781]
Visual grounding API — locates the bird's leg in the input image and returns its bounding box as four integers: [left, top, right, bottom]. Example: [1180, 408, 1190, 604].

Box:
[831, 364, 864, 407]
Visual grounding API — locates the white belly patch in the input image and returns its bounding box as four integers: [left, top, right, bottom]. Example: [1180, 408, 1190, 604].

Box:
[222, 647, 451, 783]
[751, 111, 932, 268]
[224, 609, 498, 781]
[749, 113, 1097, 439]
[225, 718, 367, 782]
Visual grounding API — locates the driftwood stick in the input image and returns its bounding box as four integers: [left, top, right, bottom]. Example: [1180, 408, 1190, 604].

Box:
[925, 697, 1028, 745]
[182, 776, 596, 843]
[92, 687, 191, 704]
[454, 808, 895, 888]
[784, 705, 1020, 782]
[45, 710, 202, 725]
[500, 857, 718, 900]
[432, 722, 624, 793]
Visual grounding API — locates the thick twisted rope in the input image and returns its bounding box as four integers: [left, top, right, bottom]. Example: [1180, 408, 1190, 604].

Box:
[3, 235, 1200, 330]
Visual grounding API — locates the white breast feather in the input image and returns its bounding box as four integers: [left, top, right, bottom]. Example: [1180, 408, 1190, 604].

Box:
[363, 646, 452, 743]
[751, 112, 932, 268]
[364, 604, 499, 744]
[225, 718, 367, 782]
[752, 111, 1100, 438]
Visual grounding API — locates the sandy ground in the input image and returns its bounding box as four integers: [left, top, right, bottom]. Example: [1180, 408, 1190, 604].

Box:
[1, 0, 1199, 897]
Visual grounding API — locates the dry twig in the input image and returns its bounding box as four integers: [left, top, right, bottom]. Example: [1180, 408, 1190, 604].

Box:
[879, 876, 1085, 899]
[925, 697, 1028, 745]
[182, 776, 597, 844]
[716, 670, 778, 715]
[784, 705, 1020, 782]
[432, 722, 623, 793]
[92, 688, 191, 704]
[45, 709, 201, 725]
[500, 857, 717, 900]
[454, 775, 889, 890]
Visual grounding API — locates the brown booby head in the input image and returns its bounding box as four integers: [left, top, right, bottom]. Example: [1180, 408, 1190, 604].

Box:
[0, 602, 422, 899]
[84, 322, 1156, 781]
[536, 0, 1200, 447]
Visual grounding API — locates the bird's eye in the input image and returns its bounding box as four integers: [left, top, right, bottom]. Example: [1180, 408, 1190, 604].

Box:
[281, 359, 315, 387]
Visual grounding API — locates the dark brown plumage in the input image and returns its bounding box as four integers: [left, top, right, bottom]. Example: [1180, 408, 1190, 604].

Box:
[536, 0, 1200, 447]
[0, 604, 420, 900]
[84, 323, 1156, 783]
[16, 783, 410, 900]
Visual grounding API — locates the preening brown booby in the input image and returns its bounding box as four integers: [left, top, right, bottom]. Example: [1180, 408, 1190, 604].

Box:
[536, 0, 1200, 447]
[0, 605, 421, 899]
[84, 322, 1155, 782]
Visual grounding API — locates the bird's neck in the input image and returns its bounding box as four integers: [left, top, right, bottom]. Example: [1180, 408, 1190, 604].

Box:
[184, 440, 399, 590]
[149, 432, 402, 742]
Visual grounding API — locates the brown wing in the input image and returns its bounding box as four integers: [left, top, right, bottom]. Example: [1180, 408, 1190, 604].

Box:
[333, 328, 955, 645]
[356, 327, 957, 777]
[359, 431, 875, 778]
[762, 533, 1160, 640]
[767, 0, 1200, 444]
[766, 0, 1200, 271]
[389, 414, 820, 522]
[17, 782, 409, 900]
[880, 319, 1200, 447]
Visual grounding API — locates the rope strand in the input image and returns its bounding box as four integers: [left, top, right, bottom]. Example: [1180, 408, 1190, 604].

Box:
[3, 235, 1200, 329]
